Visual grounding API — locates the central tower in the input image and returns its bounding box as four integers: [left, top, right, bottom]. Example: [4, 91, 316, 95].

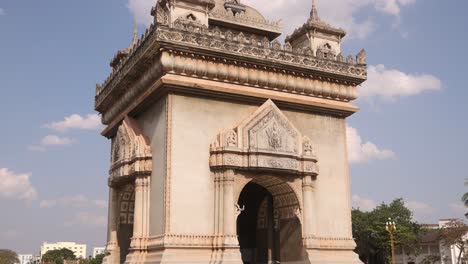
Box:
[96, 0, 367, 263]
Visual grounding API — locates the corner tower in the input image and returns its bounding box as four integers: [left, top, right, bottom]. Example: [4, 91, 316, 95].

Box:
[96, 0, 367, 263]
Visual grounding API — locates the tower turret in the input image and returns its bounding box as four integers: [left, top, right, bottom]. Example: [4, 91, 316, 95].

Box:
[285, 0, 346, 58]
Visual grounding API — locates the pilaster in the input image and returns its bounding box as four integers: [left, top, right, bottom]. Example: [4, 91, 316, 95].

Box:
[104, 187, 120, 264]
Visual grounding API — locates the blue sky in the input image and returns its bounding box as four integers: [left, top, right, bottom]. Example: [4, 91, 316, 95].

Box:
[0, 0, 467, 256]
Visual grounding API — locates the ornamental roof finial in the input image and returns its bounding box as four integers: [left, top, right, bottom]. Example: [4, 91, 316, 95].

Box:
[131, 20, 139, 49]
[310, 0, 319, 21]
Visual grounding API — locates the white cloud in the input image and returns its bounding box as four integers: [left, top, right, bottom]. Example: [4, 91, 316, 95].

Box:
[127, 0, 154, 26]
[347, 125, 395, 164]
[44, 113, 102, 132]
[40, 194, 107, 209]
[0, 168, 38, 202]
[352, 194, 377, 211]
[41, 135, 76, 145]
[374, 0, 416, 16]
[65, 212, 107, 227]
[405, 200, 436, 221]
[127, 0, 416, 39]
[93, 199, 108, 209]
[360, 64, 443, 99]
[29, 135, 77, 152]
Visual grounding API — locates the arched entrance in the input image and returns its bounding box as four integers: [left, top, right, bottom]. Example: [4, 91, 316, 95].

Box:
[237, 176, 305, 264]
[118, 184, 135, 264]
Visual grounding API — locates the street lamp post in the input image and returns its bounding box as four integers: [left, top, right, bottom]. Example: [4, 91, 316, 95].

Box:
[386, 218, 397, 264]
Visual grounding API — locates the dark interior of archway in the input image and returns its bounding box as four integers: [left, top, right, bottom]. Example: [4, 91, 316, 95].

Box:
[237, 182, 272, 264]
[237, 181, 307, 264]
[118, 223, 133, 264]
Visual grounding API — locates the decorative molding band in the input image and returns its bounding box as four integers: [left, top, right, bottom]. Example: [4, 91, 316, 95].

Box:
[98, 50, 359, 126]
[161, 50, 359, 102]
[304, 236, 357, 250]
[147, 234, 239, 249]
[145, 234, 354, 250]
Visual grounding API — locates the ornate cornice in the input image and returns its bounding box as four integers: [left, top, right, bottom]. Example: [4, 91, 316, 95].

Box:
[96, 21, 366, 125]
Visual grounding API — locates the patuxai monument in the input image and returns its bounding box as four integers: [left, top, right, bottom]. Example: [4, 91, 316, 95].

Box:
[95, 0, 367, 262]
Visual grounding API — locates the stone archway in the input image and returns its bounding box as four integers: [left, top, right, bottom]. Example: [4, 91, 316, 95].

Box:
[118, 184, 135, 264]
[237, 176, 305, 264]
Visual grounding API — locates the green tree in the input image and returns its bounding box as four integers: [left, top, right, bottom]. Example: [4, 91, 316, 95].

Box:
[0, 249, 19, 264]
[352, 198, 422, 264]
[90, 254, 105, 264]
[42, 248, 76, 264]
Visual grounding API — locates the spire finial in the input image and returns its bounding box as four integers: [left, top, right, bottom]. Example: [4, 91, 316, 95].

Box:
[310, 0, 319, 20]
[131, 20, 139, 47]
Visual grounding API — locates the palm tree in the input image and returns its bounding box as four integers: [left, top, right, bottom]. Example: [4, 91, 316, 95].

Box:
[462, 179, 468, 207]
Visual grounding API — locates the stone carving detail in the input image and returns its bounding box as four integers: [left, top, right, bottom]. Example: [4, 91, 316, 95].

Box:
[225, 30, 233, 41]
[237, 32, 245, 44]
[249, 34, 257, 46]
[336, 53, 344, 63]
[235, 203, 245, 218]
[266, 122, 282, 149]
[302, 136, 315, 156]
[262, 37, 270, 49]
[151, 2, 170, 26]
[272, 39, 281, 50]
[109, 117, 152, 182]
[356, 49, 366, 65]
[346, 55, 354, 65]
[210, 100, 318, 176]
[226, 130, 237, 147]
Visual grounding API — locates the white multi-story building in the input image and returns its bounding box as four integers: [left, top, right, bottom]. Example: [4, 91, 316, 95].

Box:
[40, 242, 87, 259]
[92, 247, 105, 258]
[18, 254, 33, 264]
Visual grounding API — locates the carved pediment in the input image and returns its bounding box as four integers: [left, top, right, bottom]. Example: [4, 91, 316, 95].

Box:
[238, 100, 300, 155]
[110, 117, 152, 181]
[210, 100, 318, 176]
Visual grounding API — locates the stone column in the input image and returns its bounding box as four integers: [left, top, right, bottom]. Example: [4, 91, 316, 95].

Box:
[131, 177, 145, 249]
[104, 187, 120, 264]
[219, 169, 243, 264]
[223, 169, 237, 246]
[302, 175, 317, 247]
[127, 176, 151, 264]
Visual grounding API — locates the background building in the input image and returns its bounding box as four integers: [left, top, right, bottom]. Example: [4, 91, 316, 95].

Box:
[92, 247, 105, 258]
[40, 242, 87, 259]
[394, 219, 468, 264]
[18, 254, 33, 264]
